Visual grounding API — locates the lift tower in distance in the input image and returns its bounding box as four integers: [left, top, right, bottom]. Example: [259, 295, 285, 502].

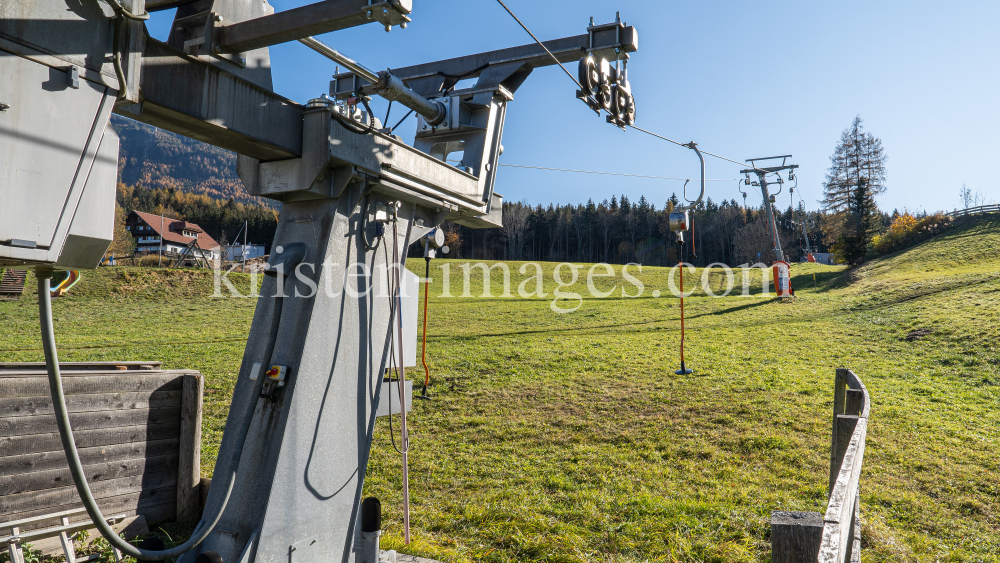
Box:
[740, 155, 799, 262]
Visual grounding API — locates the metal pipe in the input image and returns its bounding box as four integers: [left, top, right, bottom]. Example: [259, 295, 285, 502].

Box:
[372, 71, 446, 125]
[299, 36, 378, 83]
[299, 37, 447, 126]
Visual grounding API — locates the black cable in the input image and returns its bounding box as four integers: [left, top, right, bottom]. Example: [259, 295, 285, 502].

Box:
[389, 109, 415, 135]
[333, 113, 374, 135]
[381, 229, 408, 456]
[359, 96, 377, 132]
[438, 62, 491, 96]
[437, 63, 490, 80]
[384, 100, 393, 128]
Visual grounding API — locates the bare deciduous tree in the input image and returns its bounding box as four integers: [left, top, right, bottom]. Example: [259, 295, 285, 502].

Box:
[501, 200, 531, 260]
[734, 213, 775, 265]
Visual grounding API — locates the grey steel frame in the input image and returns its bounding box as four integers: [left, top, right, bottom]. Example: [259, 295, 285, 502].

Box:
[741, 157, 800, 263]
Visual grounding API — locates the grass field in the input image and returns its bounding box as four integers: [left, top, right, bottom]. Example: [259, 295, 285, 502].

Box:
[2, 215, 999, 562]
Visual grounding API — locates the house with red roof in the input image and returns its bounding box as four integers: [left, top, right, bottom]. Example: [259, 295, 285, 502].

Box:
[126, 211, 221, 261]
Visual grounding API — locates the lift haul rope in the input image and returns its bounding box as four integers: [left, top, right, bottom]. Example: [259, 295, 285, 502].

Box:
[493, 0, 770, 176]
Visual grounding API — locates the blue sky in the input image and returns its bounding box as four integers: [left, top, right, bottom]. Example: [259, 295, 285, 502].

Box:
[148, 1, 999, 213]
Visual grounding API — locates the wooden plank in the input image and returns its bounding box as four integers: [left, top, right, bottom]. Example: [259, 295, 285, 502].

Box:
[0, 362, 163, 372]
[0, 371, 173, 377]
[0, 438, 180, 476]
[0, 423, 180, 456]
[829, 415, 859, 496]
[0, 390, 181, 417]
[819, 419, 868, 563]
[2, 495, 176, 535]
[176, 373, 203, 522]
[0, 375, 182, 398]
[770, 510, 822, 563]
[0, 455, 179, 497]
[0, 472, 177, 516]
[0, 407, 181, 437]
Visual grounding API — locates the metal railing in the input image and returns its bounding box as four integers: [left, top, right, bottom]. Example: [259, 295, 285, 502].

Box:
[771, 368, 869, 563]
[948, 204, 1000, 218]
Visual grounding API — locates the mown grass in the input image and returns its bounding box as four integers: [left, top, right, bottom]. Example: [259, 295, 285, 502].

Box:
[1, 215, 999, 562]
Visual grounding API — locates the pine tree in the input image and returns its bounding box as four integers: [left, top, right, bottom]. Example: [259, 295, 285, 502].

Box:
[822, 116, 887, 213]
[832, 177, 882, 265]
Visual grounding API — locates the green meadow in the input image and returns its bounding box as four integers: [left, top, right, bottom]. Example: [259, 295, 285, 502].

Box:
[2, 215, 999, 562]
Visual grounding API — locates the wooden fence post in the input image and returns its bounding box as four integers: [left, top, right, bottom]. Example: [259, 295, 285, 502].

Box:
[770, 511, 823, 563]
[177, 373, 203, 522]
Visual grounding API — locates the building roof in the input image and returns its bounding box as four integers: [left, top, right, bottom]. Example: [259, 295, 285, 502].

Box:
[172, 221, 203, 234]
[129, 211, 221, 250]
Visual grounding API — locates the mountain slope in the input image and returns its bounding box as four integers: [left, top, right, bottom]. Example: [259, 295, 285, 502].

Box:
[111, 115, 265, 207]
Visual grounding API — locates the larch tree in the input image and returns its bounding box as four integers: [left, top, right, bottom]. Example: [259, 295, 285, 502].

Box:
[104, 202, 136, 261]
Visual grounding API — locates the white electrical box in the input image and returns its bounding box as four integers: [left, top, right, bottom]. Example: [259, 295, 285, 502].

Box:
[391, 269, 419, 367]
[0, 55, 117, 269]
[376, 380, 412, 417]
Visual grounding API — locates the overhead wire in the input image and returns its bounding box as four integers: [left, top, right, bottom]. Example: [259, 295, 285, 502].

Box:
[493, 0, 589, 95]
[498, 163, 737, 182]
[492, 0, 769, 175]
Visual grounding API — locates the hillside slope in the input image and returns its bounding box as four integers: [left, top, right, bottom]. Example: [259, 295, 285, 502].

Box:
[1, 215, 998, 562]
[111, 115, 261, 206]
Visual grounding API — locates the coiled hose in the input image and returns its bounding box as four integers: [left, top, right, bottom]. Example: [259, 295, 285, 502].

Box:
[37, 270, 283, 560]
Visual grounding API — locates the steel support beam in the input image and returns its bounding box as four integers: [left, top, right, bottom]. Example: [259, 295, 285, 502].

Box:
[331, 25, 637, 97]
[221, 0, 411, 53]
[393, 27, 637, 81]
[121, 39, 303, 161]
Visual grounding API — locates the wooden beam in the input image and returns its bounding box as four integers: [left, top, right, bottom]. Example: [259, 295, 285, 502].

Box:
[0, 390, 181, 418]
[0, 455, 179, 497]
[1, 439, 180, 477]
[0, 423, 181, 457]
[0, 407, 181, 437]
[0, 473, 177, 516]
[0, 374, 182, 398]
[176, 373, 203, 522]
[770, 511, 822, 563]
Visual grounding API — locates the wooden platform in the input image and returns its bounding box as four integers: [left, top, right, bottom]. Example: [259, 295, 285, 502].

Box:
[0, 269, 27, 296]
[0, 363, 203, 537]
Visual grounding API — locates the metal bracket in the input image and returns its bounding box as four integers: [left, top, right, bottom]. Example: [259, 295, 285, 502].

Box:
[366, 0, 411, 31]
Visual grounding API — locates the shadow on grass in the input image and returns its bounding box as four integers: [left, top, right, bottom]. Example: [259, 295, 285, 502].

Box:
[790, 268, 850, 293]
